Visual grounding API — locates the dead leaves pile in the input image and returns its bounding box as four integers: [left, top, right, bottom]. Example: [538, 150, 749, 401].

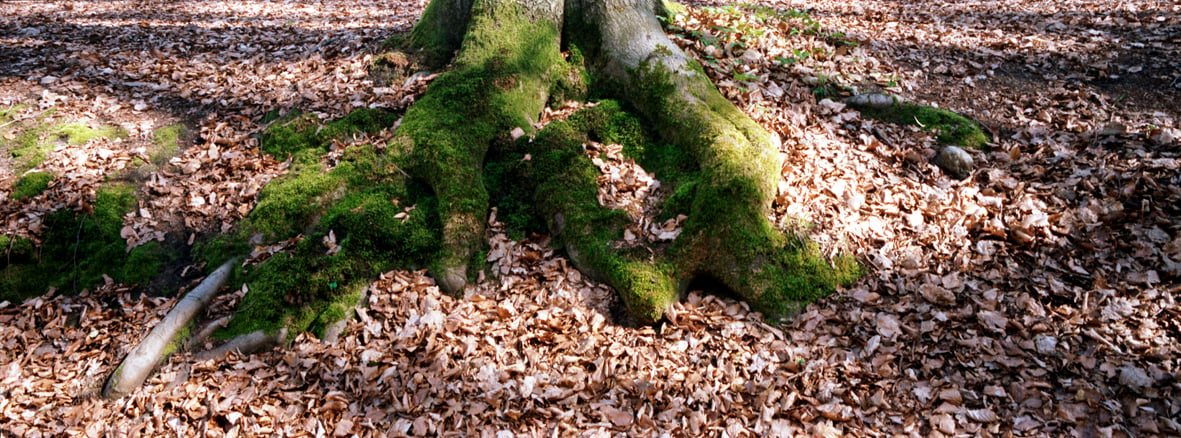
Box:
[1, 0, 424, 247]
[666, 1, 1181, 436]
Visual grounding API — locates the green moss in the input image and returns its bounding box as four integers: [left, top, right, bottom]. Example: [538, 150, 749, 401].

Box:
[588, 56, 859, 321]
[0, 235, 35, 260]
[611, 261, 679, 323]
[192, 234, 249, 273]
[219, 182, 438, 339]
[657, 1, 689, 23]
[548, 46, 590, 107]
[0, 184, 171, 301]
[259, 111, 324, 160]
[10, 172, 53, 200]
[501, 105, 679, 323]
[405, 0, 473, 69]
[217, 135, 439, 337]
[261, 109, 398, 161]
[56, 123, 126, 146]
[2, 117, 126, 173]
[149, 124, 185, 167]
[857, 102, 989, 149]
[392, 2, 567, 285]
[310, 283, 364, 338]
[380, 33, 409, 53]
[123, 242, 171, 286]
[161, 321, 193, 358]
[0, 105, 25, 122]
[247, 152, 345, 240]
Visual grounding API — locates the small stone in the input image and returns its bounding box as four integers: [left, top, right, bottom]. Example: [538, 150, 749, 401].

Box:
[39, 75, 58, 85]
[846, 93, 896, 110]
[933, 146, 974, 179]
[1034, 334, 1057, 355]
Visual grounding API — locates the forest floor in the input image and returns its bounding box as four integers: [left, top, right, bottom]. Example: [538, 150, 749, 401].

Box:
[1, 0, 1180, 436]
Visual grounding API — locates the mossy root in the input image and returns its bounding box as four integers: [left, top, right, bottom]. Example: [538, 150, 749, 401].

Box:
[394, 0, 565, 293]
[565, 0, 861, 321]
[196, 329, 288, 361]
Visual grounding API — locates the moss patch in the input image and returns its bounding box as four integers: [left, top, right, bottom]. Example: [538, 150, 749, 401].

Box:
[10, 171, 53, 200]
[0, 184, 170, 302]
[260, 109, 397, 161]
[1, 114, 128, 173]
[149, 124, 185, 167]
[856, 101, 989, 149]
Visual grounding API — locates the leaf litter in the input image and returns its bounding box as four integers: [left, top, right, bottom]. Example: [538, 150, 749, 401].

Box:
[1, 0, 1180, 436]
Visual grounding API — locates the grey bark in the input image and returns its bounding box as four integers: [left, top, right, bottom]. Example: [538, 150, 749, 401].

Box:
[195, 328, 288, 361]
[103, 258, 238, 399]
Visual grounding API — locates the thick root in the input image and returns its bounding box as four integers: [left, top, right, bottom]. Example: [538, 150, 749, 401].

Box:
[565, 0, 860, 320]
[321, 286, 369, 345]
[395, 0, 566, 293]
[511, 105, 680, 324]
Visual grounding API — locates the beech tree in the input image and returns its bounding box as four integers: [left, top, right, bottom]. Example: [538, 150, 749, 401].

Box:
[196, 0, 859, 348]
[78, 0, 864, 398]
[389, 0, 857, 316]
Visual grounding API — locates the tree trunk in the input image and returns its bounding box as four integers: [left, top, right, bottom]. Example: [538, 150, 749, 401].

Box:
[395, 0, 858, 322]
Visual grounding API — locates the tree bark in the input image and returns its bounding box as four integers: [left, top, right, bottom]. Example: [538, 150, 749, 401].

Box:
[394, 0, 856, 322]
[104, 258, 237, 399]
[217, 0, 857, 338]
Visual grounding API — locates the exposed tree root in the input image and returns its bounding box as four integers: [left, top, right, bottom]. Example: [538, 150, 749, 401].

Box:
[195, 329, 288, 361]
[184, 315, 230, 351]
[210, 0, 859, 337]
[391, 0, 565, 294]
[103, 258, 237, 399]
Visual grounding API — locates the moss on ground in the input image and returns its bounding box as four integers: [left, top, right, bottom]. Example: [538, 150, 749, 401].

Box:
[260, 108, 397, 161]
[149, 124, 185, 167]
[1, 113, 128, 173]
[856, 101, 989, 149]
[10, 171, 53, 200]
[0, 184, 172, 302]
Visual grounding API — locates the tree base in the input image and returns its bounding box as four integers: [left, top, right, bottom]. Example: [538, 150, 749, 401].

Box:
[203, 0, 860, 337]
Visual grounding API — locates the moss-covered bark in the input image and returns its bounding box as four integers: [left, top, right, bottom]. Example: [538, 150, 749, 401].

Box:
[392, 0, 566, 293]
[201, 0, 860, 340]
[563, 0, 860, 319]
